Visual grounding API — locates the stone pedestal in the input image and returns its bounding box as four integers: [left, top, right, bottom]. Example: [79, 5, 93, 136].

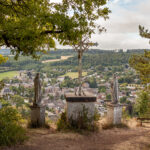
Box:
[107, 103, 122, 125]
[65, 93, 96, 122]
[30, 105, 45, 127]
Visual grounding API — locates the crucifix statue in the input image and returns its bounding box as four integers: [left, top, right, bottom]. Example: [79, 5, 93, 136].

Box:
[73, 36, 98, 96]
[111, 73, 119, 104]
[33, 73, 42, 106]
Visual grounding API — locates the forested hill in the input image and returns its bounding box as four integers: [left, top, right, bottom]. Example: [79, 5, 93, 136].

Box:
[50, 49, 148, 68]
[52, 51, 130, 68]
[0, 49, 148, 73]
[0, 48, 148, 56]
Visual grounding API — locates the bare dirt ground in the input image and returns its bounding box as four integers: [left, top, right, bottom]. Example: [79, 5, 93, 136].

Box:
[1, 121, 150, 150]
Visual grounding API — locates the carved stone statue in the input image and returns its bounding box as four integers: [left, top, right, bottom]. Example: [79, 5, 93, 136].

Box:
[111, 73, 119, 104]
[33, 73, 42, 106]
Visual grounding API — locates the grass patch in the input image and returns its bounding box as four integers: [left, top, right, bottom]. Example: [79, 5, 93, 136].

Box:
[61, 72, 87, 79]
[0, 71, 19, 80]
[102, 123, 128, 130]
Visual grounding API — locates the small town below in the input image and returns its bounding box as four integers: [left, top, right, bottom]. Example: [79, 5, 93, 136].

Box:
[0, 49, 144, 121]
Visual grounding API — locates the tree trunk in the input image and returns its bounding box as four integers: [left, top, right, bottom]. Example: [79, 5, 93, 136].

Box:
[78, 50, 83, 96]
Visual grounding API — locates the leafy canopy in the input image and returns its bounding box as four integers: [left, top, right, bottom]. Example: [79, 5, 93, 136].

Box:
[134, 91, 150, 118]
[129, 25, 150, 84]
[0, 54, 7, 64]
[129, 51, 150, 84]
[0, 0, 110, 59]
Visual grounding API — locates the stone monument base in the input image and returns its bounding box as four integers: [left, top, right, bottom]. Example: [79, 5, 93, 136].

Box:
[65, 93, 97, 122]
[107, 103, 122, 125]
[30, 105, 45, 127]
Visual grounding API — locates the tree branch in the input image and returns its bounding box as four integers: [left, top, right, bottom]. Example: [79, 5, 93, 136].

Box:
[139, 25, 150, 39]
[1, 34, 10, 47]
[41, 30, 63, 35]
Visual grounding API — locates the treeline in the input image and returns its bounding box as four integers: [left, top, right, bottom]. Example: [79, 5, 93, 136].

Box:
[0, 49, 147, 74]
[0, 56, 43, 72]
[51, 51, 132, 69]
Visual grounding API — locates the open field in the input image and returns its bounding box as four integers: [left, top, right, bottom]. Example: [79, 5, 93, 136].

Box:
[42, 56, 73, 63]
[61, 72, 87, 79]
[0, 71, 19, 80]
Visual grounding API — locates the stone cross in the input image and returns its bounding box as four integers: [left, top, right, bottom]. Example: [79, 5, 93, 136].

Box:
[33, 73, 42, 106]
[73, 36, 98, 96]
[111, 73, 119, 104]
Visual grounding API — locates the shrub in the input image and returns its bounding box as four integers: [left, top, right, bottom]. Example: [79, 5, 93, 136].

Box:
[122, 107, 131, 120]
[0, 106, 27, 146]
[134, 91, 150, 118]
[57, 111, 68, 131]
[57, 107, 100, 132]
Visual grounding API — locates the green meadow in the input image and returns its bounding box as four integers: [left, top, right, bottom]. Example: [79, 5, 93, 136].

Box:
[0, 71, 19, 80]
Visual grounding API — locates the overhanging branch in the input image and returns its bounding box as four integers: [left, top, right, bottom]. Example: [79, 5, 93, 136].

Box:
[41, 30, 63, 35]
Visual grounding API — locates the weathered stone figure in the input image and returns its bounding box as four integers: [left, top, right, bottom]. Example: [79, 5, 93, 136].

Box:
[33, 73, 41, 106]
[30, 73, 45, 127]
[111, 73, 119, 104]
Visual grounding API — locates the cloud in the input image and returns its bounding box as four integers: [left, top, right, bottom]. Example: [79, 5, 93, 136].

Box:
[112, 0, 138, 5]
[90, 0, 150, 50]
[53, 0, 150, 50]
[113, 0, 120, 4]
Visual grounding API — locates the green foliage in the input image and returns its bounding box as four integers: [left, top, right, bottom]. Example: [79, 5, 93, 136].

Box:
[53, 51, 133, 72]
[134, 91, 150, 118]
[0, 71, 19, 81]
[86, 77, 98, 88]
[0, 106, 27, 146]
[129, 50, 150, 84]
[0, 0, 110, 59]
[57, 111, 68, 131]
[118, 76, 134, 84]
[60, 76, 79, 88]
[120, 96, 127, 104]
[48, 94, 55, 101]
[40, 55, 61, 61]
[10, 95, 30, 118]
[98, 86, 106, 93]
[0, 50, 144, 75]
[95, 65, 105, 71]
[0, 56, 43, 72]
[139, 25, 150, 39]
[11, 95, 25, 107]
[0, 98, 10, 107]
[112, 66, 124, 73]
[0, 80, 4, 92]
[122, 106, 132, 119]
[0, 54, 8, 64]
[57, 108, 100, 132]
[106, 94, 111, 100]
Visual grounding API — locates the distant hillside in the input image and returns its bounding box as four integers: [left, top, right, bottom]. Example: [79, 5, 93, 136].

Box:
[0, 48, 149, 56]
[0, 48, 149, 73]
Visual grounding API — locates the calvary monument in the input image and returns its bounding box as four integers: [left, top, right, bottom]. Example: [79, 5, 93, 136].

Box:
[65, 36, 98, 123]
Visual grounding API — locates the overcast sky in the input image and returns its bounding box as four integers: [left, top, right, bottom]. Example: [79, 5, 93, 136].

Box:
[52, 0, 150, 50]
